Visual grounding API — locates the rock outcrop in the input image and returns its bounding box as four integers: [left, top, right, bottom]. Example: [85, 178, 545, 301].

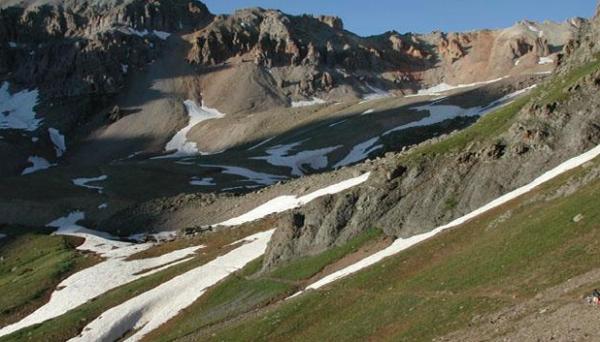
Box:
[261, 20, 600, 270]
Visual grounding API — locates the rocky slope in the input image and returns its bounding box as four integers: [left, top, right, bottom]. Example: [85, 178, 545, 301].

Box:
[0, 0, 581, 177]
[0, 0, 213, 173]
[260, 17, 600, 270]
[187, 7, 580, 113]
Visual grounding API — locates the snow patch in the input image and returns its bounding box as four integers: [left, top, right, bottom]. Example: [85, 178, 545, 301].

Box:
[156, 100, 225, 158]
[190, 177, 216, 186]
[410, 77, 506, 97]
[294, 144, 600, 294]
[69, 230, 274, 342]
[0, 82, 41, 131]
[121, 64, 129, 74]
[334, 137, 383, 168]
[48, 128, 66, 157]
[216, 173, 370, 226]
[72, 175, 108, 193]
[8, 42, 17, 48]
[200, 164, 286, 186]
[329, 119, 348, 127]
[0, 212, 202, 338]
[98, 203, 108, 210]
[385, 85, 536, 136]
[251, 141, 342, 176]
[122, 27, 171, 40]
[21, 156, 53, 175]
[538, 56, 554, 65]
[291, 98, 327, 108]
[527, 24, 544, 38]
[362, 109, 375, 115]
[248, 136, 276, 151]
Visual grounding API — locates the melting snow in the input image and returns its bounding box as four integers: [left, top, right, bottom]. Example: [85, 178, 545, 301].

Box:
[538, 56, 554, 65]
[329, 119, 348, 127]
[190, 177, 216, 186]
[69, 230, 274, 342]
[334, 137, 383, 168]
[156, 100, 225, 158]
[362, 109, 375, 115]
[251, 141, 342, 176]
[0, 212, 202, 338]
[385, 85, 536, 136]
[0, 82, 41, 131]
[48, 128, 66, 157]
[122, 28, 171, 40]
[21, 156, 53, 175]
[527, 24, 544, 38]
[72, 175, 108, 192]
[200, 164, 286, 186]
[216, 172, 370, 226]
[293, 144, 600, 295]
[291, 98, 327, 108]
[248, 136, 276, 151]
[334, 85, 536, 168]
[410, 77, 506, 97]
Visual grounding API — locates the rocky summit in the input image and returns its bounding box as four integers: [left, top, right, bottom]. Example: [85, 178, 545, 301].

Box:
[0, 1, 599, 341]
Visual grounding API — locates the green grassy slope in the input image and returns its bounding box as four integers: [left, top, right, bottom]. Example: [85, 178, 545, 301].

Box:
[177, 157, 599, 342]
[0, 227, 96, 327]
[142, 228, 383, 341]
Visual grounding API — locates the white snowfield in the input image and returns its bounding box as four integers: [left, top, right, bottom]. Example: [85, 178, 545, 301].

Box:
[72, 175, 108, 192]
[0, 212, 202, 338]
[157, 100, 225, 158]
[410, 77, 506, 97]
[334, 137, 383, 168]
[252, 141, 342, 176]
[293, 144, 600, 295]
[69, 230, 275, 342]
[0, 82, 41, 131]
[291, 97, 327, 108]
[48, 127, 66, 157]
[216, 172, 371, 227]
[21, 156, 53, 175]
[199, 164, 287, 186]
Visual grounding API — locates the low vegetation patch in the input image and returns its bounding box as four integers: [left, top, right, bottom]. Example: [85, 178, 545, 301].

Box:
[142, 228, 383, 342]
[0, 227, 98, 327]
[196, 159, 600, 341]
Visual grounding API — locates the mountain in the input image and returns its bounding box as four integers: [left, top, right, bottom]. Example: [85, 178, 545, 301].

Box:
[0, 1, 599, 341]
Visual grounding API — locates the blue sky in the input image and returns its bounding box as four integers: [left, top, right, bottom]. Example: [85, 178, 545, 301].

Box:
[202, 0, 597, 36]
